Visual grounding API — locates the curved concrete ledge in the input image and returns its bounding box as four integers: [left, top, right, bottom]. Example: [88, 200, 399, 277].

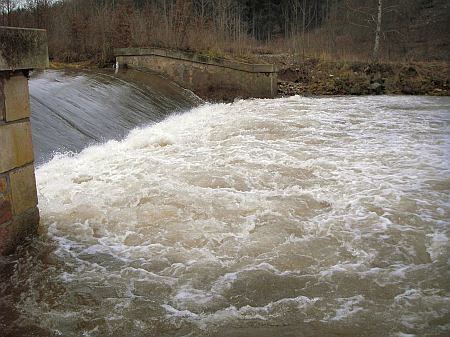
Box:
[115, 47, 278, 100]
[115, 47, 277, 73]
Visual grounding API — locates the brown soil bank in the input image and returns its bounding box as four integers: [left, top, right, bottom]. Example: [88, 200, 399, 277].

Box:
[275, 59, 449, 97]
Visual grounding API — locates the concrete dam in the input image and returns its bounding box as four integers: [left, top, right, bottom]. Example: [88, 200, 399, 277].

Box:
[115, 47, 278, 100]
[29, 69, 200, 165]
[1, 27, 450, 337]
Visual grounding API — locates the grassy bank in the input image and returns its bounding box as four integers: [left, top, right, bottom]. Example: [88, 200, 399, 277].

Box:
[48, 60, 99, 70]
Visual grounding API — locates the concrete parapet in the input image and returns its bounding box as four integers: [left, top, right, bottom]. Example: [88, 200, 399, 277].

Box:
[115, 47, 278, 100]
[0, 27, 48, 255]
[0, 26, 48, 71]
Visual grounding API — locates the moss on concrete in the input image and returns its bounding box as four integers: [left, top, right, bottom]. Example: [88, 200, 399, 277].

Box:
[0, 27, 48, 71]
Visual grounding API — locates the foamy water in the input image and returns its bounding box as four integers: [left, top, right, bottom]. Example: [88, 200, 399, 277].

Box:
[3, 96, 450, 337]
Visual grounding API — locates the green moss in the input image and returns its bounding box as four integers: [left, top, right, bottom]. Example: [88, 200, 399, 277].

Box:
[0, 28, 47, 68]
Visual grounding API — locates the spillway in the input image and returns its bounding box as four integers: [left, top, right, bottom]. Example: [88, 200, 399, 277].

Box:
[29, 69, 200, 164]
[0, 72, 449, 337]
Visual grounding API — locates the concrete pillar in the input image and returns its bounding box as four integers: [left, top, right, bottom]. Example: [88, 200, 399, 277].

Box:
[0, 27, 48, 255]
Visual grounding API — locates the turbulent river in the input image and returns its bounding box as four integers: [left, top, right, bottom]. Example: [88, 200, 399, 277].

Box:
[0, 70, 449, 337]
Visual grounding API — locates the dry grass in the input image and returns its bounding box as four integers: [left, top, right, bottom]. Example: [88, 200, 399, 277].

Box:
[48, 60, 96, 70]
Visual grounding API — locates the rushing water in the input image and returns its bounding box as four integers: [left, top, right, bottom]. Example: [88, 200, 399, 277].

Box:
[29, 69, 200, 164]
[0, 73, 449, 337]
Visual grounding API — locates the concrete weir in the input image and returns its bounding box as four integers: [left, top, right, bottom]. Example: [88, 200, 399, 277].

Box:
[0, 26, 48, 255]
[115, 48, 278, 100]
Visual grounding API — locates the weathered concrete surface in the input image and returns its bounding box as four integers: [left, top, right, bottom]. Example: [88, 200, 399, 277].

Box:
[0, 120, 34, 173]
[116, 48, 277, 72]
[0, 207, 39, 255]
[0, 26, 48, 71]
[0, 175, 12, 224]
[0, 27, 47, 255]
[10, 164, 38, 215]
[115, 48, 277, 100]
[2, 72, 30, 121]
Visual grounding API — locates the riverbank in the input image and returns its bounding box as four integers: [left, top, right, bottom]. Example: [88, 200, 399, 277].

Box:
[49, 56, 450, 99]
[273, 57, 449, 96]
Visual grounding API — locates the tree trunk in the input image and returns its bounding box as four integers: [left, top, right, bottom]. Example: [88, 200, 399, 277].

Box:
[373, 0, 382, 62]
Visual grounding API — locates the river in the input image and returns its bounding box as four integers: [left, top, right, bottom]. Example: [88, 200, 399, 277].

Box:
[0, 70, 449, 337]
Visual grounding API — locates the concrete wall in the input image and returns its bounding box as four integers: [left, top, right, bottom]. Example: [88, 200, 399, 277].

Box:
[0, 27, 48, 255]
[115, 48, 278, 100]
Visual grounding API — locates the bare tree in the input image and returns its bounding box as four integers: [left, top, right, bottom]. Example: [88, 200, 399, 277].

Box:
[0, 0, 17, 26]
[372, 0, 382, 61]
[346, 0, 387, 61]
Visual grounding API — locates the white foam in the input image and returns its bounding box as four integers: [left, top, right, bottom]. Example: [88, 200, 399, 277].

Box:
[328, 295, 366, 321]
[25, 95, 450, 335]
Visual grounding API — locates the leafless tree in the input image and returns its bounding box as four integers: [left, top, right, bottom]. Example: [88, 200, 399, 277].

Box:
[372, 0, 382, 61]
[0, 0, 16, 25]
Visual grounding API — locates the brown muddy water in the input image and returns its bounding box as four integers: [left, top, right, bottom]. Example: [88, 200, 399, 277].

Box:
[0, 70, 449, 337]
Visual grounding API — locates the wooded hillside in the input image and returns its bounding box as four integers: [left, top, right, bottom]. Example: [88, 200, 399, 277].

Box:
[1, 0, 449, 63]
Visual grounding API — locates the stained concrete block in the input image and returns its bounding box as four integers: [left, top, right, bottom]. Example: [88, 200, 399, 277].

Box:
[0, 197, 12, 224]
[0, 207, 39, 255]
[10, 164, 38, 215]
[0, 175, 7, 193]
[0, 175, 12, 224]
[0, 121, 34, 173]
[0, 27, 48, 71]
[0, 77, 4, 121]
[4, 73, 30, 121]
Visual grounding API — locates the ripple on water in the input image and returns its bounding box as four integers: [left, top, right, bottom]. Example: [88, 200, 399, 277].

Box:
[1, 95, 449, 337]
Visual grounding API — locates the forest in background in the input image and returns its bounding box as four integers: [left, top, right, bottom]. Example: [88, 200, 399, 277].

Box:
[1, 0, 449, 64]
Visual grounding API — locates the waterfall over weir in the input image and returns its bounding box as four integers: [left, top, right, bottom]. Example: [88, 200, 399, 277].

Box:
[0, 70, 449, 337]
[29, 69, 201, 165]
